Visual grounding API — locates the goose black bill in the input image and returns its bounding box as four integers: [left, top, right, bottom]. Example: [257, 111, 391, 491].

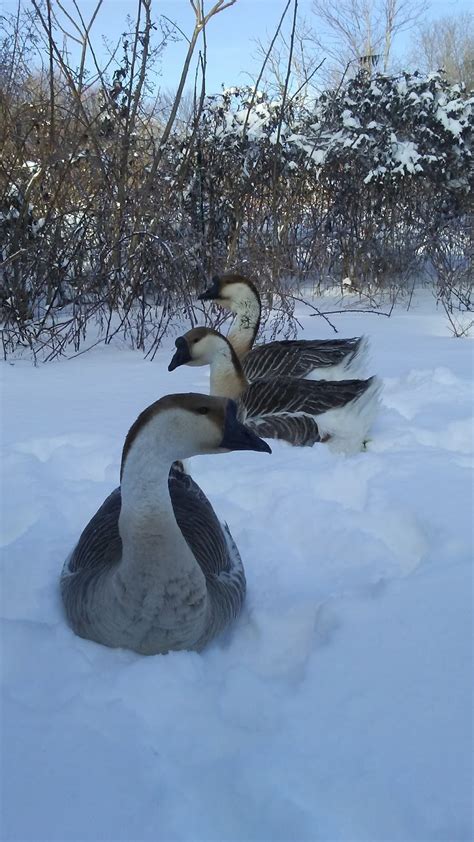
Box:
[221, 400, 271, 454]
[168, 337, 191, 371]
[197, 276, 220, 301]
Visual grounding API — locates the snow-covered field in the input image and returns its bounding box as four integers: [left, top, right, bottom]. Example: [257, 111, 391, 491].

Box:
[1, 291, 472, 842]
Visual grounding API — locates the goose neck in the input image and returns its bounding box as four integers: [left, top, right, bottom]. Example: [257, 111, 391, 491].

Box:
[118, 423, 200, 585]
[227, 292, 261, 358]
[209, 344, 248, 400]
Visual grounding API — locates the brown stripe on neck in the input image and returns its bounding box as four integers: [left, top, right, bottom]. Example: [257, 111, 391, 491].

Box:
[120, 400, 162, 482]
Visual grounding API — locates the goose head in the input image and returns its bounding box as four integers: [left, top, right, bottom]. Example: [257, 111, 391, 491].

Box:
[198, 274, 260, 313]
[121, 393, 270, 478]
[168, 327, 237, 371]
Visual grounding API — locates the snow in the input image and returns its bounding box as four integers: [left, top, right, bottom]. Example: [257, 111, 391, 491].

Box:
[342, 110, 361, 129]
[436, 106, 464, 137]
[390, 135, 423, 175]
[1, 292, 473, 841]
[31, 217, 45, 235]
[369, 83, 383, 97]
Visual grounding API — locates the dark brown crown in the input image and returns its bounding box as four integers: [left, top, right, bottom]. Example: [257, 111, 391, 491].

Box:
[120, 393, 227, 480]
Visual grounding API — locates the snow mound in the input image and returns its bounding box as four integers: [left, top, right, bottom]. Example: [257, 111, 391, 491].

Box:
[1, 293, 472, 841]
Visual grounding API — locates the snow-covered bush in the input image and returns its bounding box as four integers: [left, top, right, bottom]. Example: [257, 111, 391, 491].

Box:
[176, 72, 472, 296]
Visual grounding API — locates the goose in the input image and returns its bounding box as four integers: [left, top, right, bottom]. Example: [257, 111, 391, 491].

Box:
[198, 273, 369, 381]
[168, 328, 381, 452]
[61, 393, 271, 655]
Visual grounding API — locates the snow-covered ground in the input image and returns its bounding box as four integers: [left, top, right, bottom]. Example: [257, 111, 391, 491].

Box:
[1, 291, 472, 842]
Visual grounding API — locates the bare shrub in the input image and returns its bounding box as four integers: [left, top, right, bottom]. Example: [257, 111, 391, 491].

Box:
[0, 1, 472, 359]
[428, 218, 473, 336]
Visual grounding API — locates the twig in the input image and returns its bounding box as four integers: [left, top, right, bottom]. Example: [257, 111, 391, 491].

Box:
[142, 0, 236, 200]
[311, 307, 393, 317]
[0, 249, 27, 268]
[242, 0, 292, 138]
[287, 294, 339, 332]
[288, 57, 325, 103]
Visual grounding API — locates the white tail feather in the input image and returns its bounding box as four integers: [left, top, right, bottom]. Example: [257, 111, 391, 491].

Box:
[316, 376, 383, 454]
[307, 336, 370, 382]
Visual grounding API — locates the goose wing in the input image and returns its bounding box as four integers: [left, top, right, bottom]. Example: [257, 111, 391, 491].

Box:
[65, 487, 123, 574]
[169, 468, 246, 620]
[239, 376, 374, 446]
[242, 337, 366, 381]
[64, 463, 244, 588]
[169, 467, 243, 582]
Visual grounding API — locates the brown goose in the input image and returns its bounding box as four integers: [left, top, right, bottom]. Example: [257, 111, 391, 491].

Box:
[61, 394, 270, 655]
[168, 329, 381, 452]
[198, 273, 369, 381]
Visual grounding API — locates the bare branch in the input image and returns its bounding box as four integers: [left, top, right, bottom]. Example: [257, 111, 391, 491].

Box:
[243, 0, 292, 137]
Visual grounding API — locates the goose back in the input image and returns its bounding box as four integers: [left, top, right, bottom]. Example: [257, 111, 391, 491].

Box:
[241, 336, 368, 382]
[238, 375, 379, 448]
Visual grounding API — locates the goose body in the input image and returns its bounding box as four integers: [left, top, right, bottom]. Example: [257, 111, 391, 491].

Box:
[199, 274, 369, 381]
[61, 394, 270, 655]
[169, 329, 381, 453]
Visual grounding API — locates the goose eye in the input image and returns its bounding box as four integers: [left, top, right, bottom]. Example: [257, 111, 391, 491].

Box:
[196, 406, 209, 415]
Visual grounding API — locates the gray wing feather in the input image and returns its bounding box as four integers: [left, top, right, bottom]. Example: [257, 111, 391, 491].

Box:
[242, 337, 365, 381]
[65, 487, 123, 574]
[239, 376, 374, 446]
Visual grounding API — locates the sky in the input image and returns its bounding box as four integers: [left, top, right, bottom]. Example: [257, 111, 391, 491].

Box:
[3, 0, 472, 94]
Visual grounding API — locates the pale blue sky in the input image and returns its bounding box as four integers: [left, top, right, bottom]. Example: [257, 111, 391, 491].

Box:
[3, 0, 471, 93]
